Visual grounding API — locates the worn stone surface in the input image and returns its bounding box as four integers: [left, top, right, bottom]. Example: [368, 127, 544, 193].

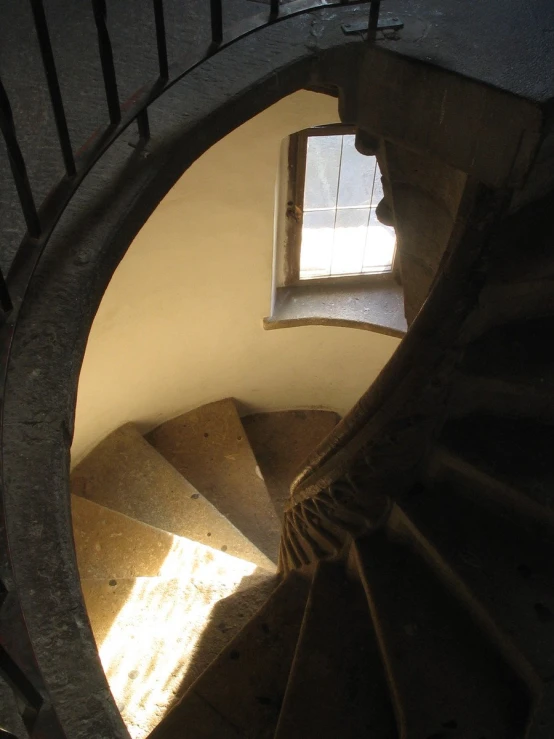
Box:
[264, 280, 407, 337]
[356, 528, 530, 738]
[83, 568, 277, 739]
[370, 0, 554, 106]
[356, 44, 543, 190]
[71, 424, 273, 570]
[147, 399, 282, 562]
[147, 692, 239, 739]
[150, 571, 311, 739]
[71, 495, 272, 579]
[242, 410, 340, 520]
[381, 143, 468, 324]
[72, 495, 174, 580]
[274, 562, 395, 739]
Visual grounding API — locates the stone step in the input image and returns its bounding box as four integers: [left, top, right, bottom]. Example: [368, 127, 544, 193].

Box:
[242, 410, 339, 521]
[451, 314, 554, 421]
[463, 279, 554, 338]
[72, 495, 273, 579]
[71, 423, 274, 570]
[82, 568, 278, 739]
[147, 399, 281, 562]
[355, 527, 527, 738]
[149, 571, 311, 739]
[426, 446, 554, 533]
[396, 481, 554, 698]
[436, 415, 554, 521]
[274, 561, 394, 739]
[448, 372, 554, 422]
[462, 197, 554, 337]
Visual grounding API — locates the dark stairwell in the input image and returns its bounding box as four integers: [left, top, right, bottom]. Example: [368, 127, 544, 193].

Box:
[2, 2, 554, 738]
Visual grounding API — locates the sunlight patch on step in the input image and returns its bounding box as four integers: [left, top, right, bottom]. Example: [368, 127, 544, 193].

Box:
[87, 538, 259, 739]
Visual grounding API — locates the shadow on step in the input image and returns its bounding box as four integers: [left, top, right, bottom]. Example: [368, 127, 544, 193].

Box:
[82, 546, 276, 738]
[163, 572, 279, 716]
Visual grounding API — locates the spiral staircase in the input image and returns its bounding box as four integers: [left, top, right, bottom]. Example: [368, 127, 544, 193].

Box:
[2, 1, 554, 738]
[67, 402, 339, 739]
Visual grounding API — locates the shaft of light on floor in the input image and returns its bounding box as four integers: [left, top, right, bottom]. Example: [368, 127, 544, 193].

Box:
[84, 536, 260, 739]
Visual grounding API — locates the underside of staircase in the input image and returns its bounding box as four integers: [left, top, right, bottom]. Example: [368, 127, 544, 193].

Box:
[2, 2, 554, 739]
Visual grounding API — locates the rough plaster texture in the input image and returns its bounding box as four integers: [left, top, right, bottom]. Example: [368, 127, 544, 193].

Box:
[72, 90, 400, 466]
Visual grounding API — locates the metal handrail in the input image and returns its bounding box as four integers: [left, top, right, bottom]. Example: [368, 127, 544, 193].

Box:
[0, 0, 374, 317]
[0, 3, 375, 734]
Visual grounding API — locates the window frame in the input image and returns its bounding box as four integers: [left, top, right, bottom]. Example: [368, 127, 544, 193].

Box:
[282, 123, 396, 288]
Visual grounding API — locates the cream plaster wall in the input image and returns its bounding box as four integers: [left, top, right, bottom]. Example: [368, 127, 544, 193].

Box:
[72, 91, 401, 465]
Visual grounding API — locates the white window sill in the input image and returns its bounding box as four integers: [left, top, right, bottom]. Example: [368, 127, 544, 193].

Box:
[263, 277, 407, 337]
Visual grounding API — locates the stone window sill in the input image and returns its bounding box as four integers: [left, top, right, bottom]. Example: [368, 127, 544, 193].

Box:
[263, 278, 407, 337]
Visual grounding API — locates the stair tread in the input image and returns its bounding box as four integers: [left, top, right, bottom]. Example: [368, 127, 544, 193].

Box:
[463, 314, 554, 378]
[147, 399, 281, 562]
[71, 423, 273, 569]
[467, 279, 554, 337]
[83, 570, 278, 739]
[274, 561, 395, 739]
[428, 447, 554, 531]
[151, 692, 240, 739]
[73, 494, 274, 578]
[485, 200, 554, 286]
[399, 483, 554, 682]
[453, 315, 554, 420]
[439, 415, 554, 513]
[149, 571, 311, 739]
[355, 528, 530, 738]
[464, 197, 554, 333]
[450, 372, 554, 421]
[242, 410, 339, 522]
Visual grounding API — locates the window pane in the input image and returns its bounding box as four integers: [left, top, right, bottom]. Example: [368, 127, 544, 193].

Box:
[330, 207, 371, 275]
[297, 130, 395, 280]
[337, 136, 377, 209]
[299, 209, 336, 279]
[303, 135, 342, 211]
[362, 209, 396, 273]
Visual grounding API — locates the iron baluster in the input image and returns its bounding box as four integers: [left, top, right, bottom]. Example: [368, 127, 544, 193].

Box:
[368, 0, 381, 41]
[0, 269, 12, 314]
[29, 0, 76, 177]
[210, 0, 223, 48]
[91, 0, 121, 124]
[136, 109, 151, 142]
[270, 0, 279, 19]
[153, 0, 169, 80]
[0, 78, 41, 239]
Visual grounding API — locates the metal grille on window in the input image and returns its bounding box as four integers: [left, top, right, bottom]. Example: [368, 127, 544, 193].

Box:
[300, 134, 396, 280]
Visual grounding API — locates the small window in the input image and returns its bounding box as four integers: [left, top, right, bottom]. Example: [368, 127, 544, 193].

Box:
[265, 124, 406, 338]
[284, 125, 396, 284]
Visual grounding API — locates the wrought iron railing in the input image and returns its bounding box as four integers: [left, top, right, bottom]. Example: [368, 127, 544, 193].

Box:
[0, 3, 379, 736]
[0, 0, 382, 323]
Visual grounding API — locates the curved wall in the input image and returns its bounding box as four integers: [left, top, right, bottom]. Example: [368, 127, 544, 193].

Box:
[72, 91, 400, 464]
